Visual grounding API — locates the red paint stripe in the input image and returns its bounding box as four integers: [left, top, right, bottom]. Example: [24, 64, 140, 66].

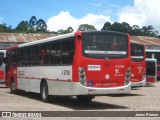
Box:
[17, 77, 72, 82]
[6, 45, 18, 50]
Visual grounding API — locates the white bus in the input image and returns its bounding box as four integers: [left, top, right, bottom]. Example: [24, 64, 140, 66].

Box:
[146, 58, 157, 83]
[0, 50, 6, 83]
[5, 31, 131, 102]
[145, 49, 160, 78]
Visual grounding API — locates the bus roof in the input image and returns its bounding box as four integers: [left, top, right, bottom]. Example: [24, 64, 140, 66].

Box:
[19, 32, 75, 48]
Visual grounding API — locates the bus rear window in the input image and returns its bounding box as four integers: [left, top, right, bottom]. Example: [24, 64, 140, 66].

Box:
[0, 53, 4, 66]
[146, 61, 156, 76]
[82, 32, 128, 59]
[131, 43, 144, 62]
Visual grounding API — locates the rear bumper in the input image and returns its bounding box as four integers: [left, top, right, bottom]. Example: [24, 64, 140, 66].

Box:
[0, 80, 5, 83]
[73, 82, 131, 95]
[131, 77, 146, 87]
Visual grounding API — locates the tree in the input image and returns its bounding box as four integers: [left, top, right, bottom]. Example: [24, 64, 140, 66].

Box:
[36, 19, 47, 32]
[78, 24, 96, 31]
[120, 22, 131, 33]
[15, 21, 29, 32]
[101, 21, 160, 37]
[0, 24, 12, 32]
[29, 16, 37, 30]
[101, 22, 111, 30]
[57, 27, 74, 34]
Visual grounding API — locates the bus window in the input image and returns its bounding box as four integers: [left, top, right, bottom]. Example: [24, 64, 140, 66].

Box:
[32, 46, 41, 65]
[82, 34, 128, 59]
[50, 41, 61, 65]
[62, 38, 75, 64]
[41, 44, 50, 65]
[131, 43, 144, 62]
[0, 53, 4, 66]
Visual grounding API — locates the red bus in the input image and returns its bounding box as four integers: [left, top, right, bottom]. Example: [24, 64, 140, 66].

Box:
[0, 50, 6, 83]
[131, 43, 146, 87]
[5, 31, 131, 102]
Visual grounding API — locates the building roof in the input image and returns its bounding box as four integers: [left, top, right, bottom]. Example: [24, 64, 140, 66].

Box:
[0, 33, 160, 46]
[0, 33, 57, 43]
[130, 36, 160, 46]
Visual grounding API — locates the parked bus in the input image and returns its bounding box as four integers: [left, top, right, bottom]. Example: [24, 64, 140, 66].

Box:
[131, 43, 146, 87]
[0, 50, 6, 83]
[5, 31, 131, 102]
[146, 49, 160, 78]
[146, 58, 157, 83]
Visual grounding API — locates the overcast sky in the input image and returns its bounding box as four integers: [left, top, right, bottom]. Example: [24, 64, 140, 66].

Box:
[1, 0, 160, 32]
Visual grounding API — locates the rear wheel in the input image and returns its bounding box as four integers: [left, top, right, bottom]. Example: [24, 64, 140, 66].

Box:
[76, 95, 94, 102]
[41, 82, 49, 102]
[10, 79, 17, 94]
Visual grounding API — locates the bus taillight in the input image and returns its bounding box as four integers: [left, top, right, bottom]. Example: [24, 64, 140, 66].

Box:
[125, 67, 130, 85]
[79, 67, 87, 86]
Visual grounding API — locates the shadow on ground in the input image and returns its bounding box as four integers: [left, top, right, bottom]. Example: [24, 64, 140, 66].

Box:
[7, 91, 129, 110]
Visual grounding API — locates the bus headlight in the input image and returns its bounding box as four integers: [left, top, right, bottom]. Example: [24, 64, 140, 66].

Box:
[79, 67, 87, 86]
[125, 67, 130, 85]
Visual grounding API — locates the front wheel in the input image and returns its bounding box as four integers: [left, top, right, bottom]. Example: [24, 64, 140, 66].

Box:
[10, 79, 17, 94]
[41, 82, 49, 102]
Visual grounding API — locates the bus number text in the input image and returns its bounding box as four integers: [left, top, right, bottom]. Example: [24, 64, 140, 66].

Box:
[61, 70, 70, 75]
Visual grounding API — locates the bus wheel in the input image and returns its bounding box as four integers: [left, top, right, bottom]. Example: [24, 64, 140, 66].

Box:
[76, 95, 94, 102]
[10, 79, 17, 94]
[41, 82, 49, 102]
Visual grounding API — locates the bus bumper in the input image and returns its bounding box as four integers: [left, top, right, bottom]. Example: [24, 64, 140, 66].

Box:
[73, 82, 131, 95]
[131, 78, 146, 87]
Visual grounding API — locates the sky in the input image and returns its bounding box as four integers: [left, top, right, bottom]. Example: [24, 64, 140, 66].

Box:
[0, 0, 160, 32]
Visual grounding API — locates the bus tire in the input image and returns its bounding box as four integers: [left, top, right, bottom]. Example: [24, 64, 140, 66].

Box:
[10, 79, 17, 94]
[40, 82, 49, 102]
[76, 95, 94, 102]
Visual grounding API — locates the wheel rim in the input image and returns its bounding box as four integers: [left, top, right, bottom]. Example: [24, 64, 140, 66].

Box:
[42, 86, 47, 99]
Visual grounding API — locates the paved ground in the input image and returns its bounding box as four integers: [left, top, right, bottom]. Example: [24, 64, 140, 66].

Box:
[0, 81, 160, 120]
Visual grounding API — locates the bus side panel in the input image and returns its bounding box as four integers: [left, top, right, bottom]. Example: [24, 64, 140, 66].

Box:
[17, 67, 40, 93]
[38, 66, 73, 95]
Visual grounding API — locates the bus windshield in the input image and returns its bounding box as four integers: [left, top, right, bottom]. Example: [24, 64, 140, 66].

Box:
[131, 43, 144, 62]
[0, 53, 4, 66]
[82, 32, 128, 59]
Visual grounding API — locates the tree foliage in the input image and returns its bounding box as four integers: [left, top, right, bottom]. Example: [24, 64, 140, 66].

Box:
[78, 24, 96, 31]
[57, 27, 74, 34]
[102, 21, 160, 38]
[36, 19, 47, 32]
[15, 21, 29, 33]
[0, 16, 48, 33]
[1, 15, 160, 38]
[0, 24, 12, 32]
